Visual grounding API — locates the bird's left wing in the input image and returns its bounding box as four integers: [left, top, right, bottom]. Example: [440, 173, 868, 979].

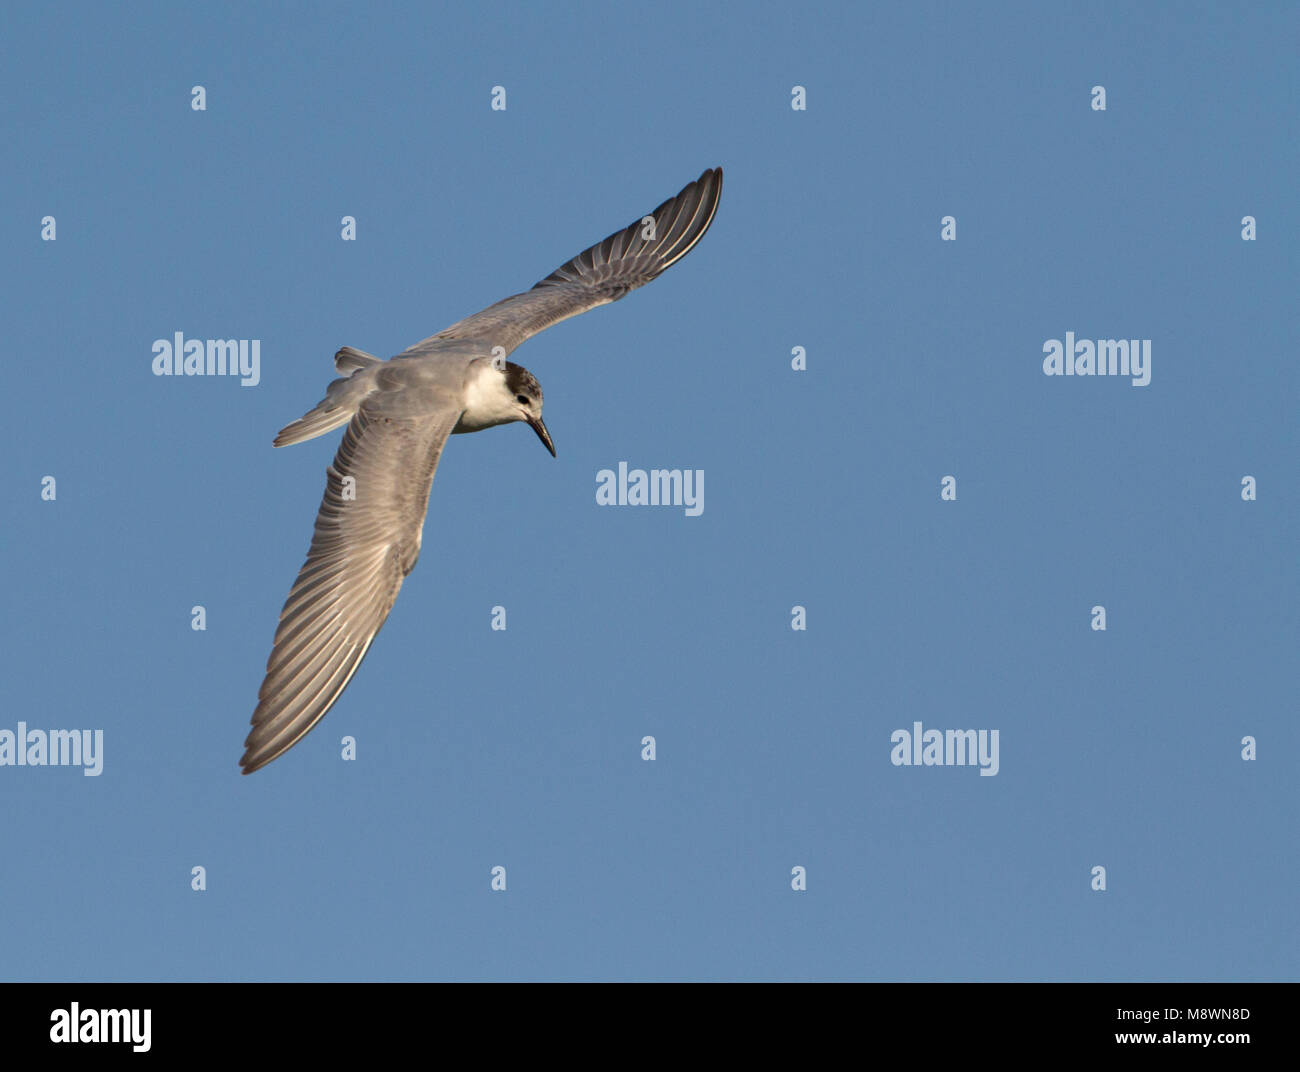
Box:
[241, 386, 462, 773]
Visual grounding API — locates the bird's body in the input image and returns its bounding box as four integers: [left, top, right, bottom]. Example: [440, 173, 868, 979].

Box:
[242, 167, 722, 773]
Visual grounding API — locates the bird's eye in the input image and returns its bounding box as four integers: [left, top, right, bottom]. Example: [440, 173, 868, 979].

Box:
[516, 394, 529, 405]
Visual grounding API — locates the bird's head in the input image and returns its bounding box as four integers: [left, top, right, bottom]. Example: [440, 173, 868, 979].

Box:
[503, 361, 555, 457]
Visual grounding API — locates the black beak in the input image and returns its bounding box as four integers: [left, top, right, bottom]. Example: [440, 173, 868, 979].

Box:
[527, 413, 556, 457]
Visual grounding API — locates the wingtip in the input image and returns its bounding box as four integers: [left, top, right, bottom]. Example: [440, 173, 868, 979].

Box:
[240, 725, 281, 774]
[240, 751, 270, 775]
[272, 420, 307, 447]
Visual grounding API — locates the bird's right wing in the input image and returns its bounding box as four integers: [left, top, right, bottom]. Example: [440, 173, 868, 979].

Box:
[242, 387, 462, 774]
[396, 166, 722, 359]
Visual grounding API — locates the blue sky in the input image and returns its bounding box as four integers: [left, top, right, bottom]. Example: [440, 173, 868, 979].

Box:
[2, 1, 1295, 981]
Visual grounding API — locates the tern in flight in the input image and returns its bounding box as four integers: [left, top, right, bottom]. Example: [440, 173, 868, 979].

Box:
[242, 167, 722, 773]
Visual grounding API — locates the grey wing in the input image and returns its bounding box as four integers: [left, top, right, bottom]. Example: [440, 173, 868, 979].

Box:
[398, 166, 722, 358]
[241, 391, 462, 774]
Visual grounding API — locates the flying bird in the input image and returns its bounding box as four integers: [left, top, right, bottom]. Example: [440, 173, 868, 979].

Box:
[242, 167, 723, 773]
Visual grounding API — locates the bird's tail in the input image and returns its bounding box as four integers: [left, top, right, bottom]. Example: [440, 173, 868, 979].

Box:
[333, 346, 382, 375]
[273, 347, 381, 446]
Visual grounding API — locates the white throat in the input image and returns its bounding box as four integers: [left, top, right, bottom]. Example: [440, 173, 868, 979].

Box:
[458, 362, 519, 432]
